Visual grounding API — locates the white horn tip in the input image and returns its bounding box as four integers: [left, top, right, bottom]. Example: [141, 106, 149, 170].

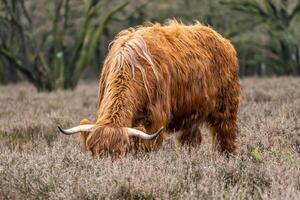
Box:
[153, 127, 164, 138]
[58, 126, 70, 135]
[58, 124, 94, 135]
[127, 126, 164, 140]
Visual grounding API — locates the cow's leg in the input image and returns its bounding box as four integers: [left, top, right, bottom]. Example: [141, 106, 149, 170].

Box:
[207, 83, 240, 154]
[176, 124, 202, 147]
[208, 115, 238, 154]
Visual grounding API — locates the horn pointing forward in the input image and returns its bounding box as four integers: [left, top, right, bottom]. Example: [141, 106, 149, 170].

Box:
[58, 124, 94, 135]
[127, 127, 164, 140]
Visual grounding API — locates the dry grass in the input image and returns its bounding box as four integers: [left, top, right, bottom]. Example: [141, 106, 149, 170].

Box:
[0, 77, 299, 199]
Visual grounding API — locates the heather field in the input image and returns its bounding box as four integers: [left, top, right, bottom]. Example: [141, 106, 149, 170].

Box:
[0, 77, 299, 200]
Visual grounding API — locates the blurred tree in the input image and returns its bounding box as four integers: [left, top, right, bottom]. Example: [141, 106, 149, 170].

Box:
[96, 0, 150, 71]
[0, 0, 299, 86]
[0, 62, 4, 84]
[0, 0, 129, 91]
[222, 0, 300, 75]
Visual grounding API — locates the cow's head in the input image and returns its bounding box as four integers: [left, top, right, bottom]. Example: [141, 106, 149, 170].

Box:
[58, 119, 163, 156]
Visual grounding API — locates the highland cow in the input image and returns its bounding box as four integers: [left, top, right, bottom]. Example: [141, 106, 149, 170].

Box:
[59, 20, 241, 156]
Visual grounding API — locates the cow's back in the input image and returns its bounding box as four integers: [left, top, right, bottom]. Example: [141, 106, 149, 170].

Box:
[138, 22, 239, 127]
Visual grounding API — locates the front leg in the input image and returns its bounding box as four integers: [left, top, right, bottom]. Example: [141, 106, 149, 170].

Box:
[176, 124, 202, 147]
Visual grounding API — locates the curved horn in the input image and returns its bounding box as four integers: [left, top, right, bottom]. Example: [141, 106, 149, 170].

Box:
[127, 127, 164, 140]
[58, 124, 94, 135]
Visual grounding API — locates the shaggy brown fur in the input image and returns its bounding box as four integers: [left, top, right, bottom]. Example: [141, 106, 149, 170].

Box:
[79, 118, 92, 152]
[82, 20, 241, 155]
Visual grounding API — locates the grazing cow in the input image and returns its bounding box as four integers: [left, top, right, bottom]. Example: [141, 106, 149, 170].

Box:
[59, 20, 241, 156]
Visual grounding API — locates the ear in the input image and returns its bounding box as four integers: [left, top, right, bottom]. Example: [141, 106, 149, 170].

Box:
[80, 118, 92, 125]
[79, 118, 93, 151]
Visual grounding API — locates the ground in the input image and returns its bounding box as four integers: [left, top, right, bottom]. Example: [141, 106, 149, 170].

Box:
[0, 77, 299, 199]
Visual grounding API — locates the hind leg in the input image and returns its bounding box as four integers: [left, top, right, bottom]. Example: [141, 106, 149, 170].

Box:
[176, 124, 202, 147]
[208, 115, 238, 153]
[207, 83, 240, 154]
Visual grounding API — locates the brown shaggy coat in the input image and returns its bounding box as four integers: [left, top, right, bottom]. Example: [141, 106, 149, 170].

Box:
[82, 20, 241, 156]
